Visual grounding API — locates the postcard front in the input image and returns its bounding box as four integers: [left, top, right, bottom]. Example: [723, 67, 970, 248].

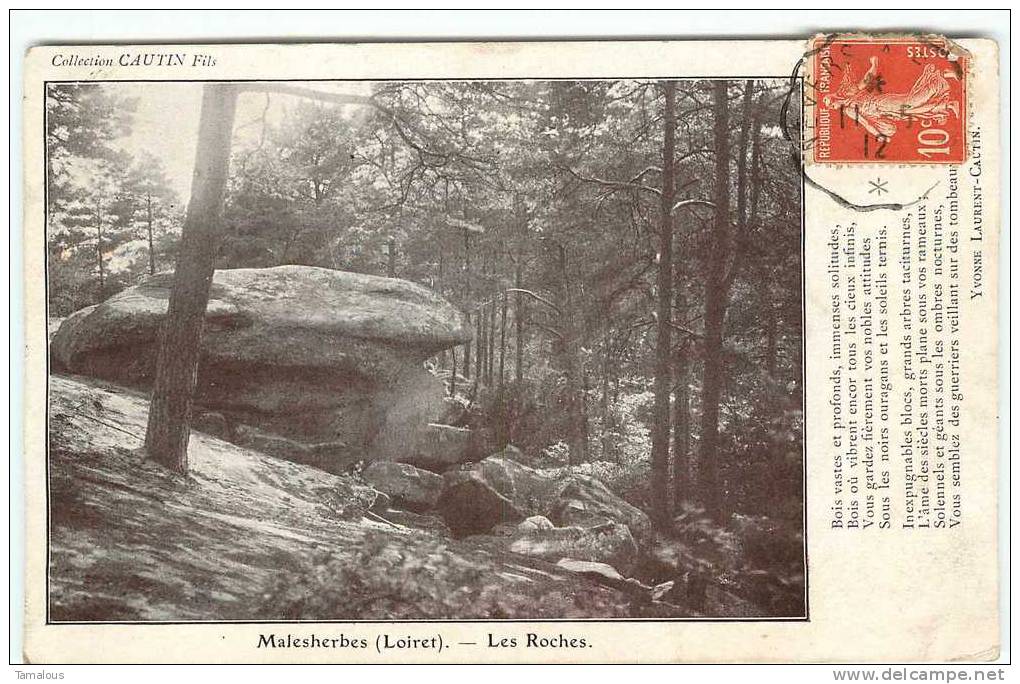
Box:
[20, 37, 1000, 663]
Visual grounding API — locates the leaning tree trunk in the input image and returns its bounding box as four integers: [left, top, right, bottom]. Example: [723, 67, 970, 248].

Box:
[699, 80, 732, 521]
[650, 80, 677, 529]
[144, 84, 238, 474]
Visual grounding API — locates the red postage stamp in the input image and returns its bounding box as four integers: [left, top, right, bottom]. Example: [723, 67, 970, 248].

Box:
[811, 35, 967, 163]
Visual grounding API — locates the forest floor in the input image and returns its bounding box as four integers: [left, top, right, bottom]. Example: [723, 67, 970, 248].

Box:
[47, 374, 677, 621]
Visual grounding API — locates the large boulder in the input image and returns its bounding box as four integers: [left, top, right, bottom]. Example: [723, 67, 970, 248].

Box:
[52, 266, 471, 372]
[362, 461, 443, 512]
[456, 455, 559, 513]
[549, 474, 654, 547]
[50, 266, 473, 471]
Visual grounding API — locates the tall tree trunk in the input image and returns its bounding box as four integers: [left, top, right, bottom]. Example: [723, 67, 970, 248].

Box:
[449, 347, 458, 397]
[558, 245, 586, 466]
[671, 234, 692, 513]
[475, 305, 484, 384]
[487, 291, 497, 384]
[650, 80, 677, 529]
[386, 236, 397, 277]
[463, 229, 472, 380]
[146, 193, 156, 276]
[600, 331, 612, 460]
[726, 83, 763, 295]
[766, 306, 778, 379]
[436, 245, 446, 372]
[144, 84, 238, 474]
[514, 256, 525, 384]
[672, 342, 692, 513]
[747, 107, 776, 386]
[699, 80, 733, 521]
[438, 242, 445, 285]
[95, 200, 105, 301]
[499, 290, 507, 387]
[464, 313, 472, 381]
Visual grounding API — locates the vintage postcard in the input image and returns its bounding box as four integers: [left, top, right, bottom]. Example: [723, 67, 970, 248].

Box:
[20, 36, 1000, 663]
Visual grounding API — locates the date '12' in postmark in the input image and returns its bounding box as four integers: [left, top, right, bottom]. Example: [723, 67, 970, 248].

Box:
[812, 35, 968, 164]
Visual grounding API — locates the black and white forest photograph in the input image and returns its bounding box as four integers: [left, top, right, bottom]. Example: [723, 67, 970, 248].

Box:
[45, 77, 805, 621]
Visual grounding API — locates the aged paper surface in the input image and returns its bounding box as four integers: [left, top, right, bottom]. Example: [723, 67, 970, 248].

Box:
[21, 38, 1000, 663]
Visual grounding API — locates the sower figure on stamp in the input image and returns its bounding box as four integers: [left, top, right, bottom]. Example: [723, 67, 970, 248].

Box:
[824, 55, 961, 142]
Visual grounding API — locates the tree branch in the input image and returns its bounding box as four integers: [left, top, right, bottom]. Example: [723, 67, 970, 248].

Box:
[239, 82, 375, 108]
[563, 166, 661, 196]
[504, 288, 561, 314]
[671, 198, 715, 215]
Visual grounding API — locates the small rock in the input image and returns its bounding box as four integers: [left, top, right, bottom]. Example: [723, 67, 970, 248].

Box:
[517, 515, 554, 532]
[555, 558, 626, 582]
[651, 581, 675, 602]
[509, 522, 639, 574]
[192, 411, 232, 440]
[555, 558, 652, 597]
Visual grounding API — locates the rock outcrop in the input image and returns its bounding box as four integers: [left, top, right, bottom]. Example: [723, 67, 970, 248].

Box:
[47, 375, 645, 621]
[50, 266, 473, 472]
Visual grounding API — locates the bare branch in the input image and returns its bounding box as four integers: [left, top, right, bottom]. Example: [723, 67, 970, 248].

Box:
[563, 166, 661, 196]
[671, 198, 715, 214]
[531, 321, 565, 340]
[504, 288, 562, 314]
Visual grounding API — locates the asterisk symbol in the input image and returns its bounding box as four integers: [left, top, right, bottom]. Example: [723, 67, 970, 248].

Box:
[868, 178, 889, 195]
